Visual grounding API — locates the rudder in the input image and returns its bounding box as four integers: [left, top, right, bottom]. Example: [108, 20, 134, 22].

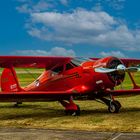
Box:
[0, 67, 21, 92]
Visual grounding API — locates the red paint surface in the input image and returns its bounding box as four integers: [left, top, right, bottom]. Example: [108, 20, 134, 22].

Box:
[0, 56, 140, 102]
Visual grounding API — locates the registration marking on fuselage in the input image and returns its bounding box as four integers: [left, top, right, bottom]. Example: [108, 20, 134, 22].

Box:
[47, 72, 81, 84]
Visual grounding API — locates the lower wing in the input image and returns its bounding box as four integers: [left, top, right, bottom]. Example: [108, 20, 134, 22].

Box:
[0, 85, 89, 102]
[106, 89, 140, 96]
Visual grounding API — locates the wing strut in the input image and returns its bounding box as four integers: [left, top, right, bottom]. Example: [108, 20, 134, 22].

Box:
[127, 72, 140, 89]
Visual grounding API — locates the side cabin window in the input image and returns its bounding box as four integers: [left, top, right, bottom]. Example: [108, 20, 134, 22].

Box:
[52, 65, 64, 74]
[65, 63, 74, 71]
[71, 58, 93, 66]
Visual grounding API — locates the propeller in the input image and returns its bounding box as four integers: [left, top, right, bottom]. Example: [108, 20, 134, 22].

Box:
[95, 64, 139, 73]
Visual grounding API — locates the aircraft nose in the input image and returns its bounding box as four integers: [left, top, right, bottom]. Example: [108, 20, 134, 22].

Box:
[117, 64, 126, 71]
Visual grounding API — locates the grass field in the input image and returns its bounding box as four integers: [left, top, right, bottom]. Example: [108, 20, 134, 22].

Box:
[0, 68, 140, 132]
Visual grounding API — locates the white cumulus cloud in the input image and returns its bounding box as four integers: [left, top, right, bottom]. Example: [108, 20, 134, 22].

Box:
[16, 0, 52, 13]
[12, 47, 76, 56]
[27, 9, 140, 51]
[60, 0, 68, 6]
[106, 0, 125, 10]
[99, 51, 126, 58]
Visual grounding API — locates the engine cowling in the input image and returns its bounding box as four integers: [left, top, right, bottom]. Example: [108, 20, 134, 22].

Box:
[93, 56, 125, 86]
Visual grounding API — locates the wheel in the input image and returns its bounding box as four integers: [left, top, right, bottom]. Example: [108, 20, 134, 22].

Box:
[73, 105, 80, 116]
[13, 102, 22, 107]
[114, 100, 121, 109]
[108, 100, 121, 113]
[65, 105, 80, 116]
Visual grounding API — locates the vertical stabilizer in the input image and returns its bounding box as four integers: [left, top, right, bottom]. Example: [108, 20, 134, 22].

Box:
[0, 67, 21, 92]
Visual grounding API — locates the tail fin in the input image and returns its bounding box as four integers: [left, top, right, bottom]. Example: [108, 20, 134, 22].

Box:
[0, 67, 21, 92]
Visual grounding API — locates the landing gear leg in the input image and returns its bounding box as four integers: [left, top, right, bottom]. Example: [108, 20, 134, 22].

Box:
[100, 95, 121, 113]
[13, 102, 22, 107]
[59, 96, 80, 116]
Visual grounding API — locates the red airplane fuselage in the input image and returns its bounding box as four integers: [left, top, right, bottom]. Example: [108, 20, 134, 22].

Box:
[23, 56, 125, 98]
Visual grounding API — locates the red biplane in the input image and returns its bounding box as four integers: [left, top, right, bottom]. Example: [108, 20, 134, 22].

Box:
[0, 56, 140, 116]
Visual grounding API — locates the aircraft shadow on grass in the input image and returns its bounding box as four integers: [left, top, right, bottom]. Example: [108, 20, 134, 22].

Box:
[0, 104, 139, 120]
[81, 107, 140, 115]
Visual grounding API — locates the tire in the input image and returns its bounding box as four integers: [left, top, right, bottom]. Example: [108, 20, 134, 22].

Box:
[108, 100, 121, 113]
[74, 105, 80, 116]
[114, 100, 121, 109]
[13, 102, 22, 107]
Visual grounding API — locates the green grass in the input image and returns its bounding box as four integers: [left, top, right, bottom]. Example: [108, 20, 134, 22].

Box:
[17, 73, 41, 87]
[0, 69, 140, 132]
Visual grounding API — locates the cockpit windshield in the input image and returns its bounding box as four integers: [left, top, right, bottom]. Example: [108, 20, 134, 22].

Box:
[71, 57, 93, 66]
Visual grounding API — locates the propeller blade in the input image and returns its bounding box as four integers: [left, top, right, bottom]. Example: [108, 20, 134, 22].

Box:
[95, 64, 139, 73]
[94, 67, 116, 73]
[138, 68, 140, 71]
[125, 67, 138, 72]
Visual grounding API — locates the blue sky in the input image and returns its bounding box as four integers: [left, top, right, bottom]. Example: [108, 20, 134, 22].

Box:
[0, 0, 140, 58]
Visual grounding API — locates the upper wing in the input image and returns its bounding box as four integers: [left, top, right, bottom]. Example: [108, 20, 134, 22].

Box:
[91, 57, 140, 67]
[120, 58, 140, 67]
[1, 56, 140, 69]
[0, 56, 71, 69]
